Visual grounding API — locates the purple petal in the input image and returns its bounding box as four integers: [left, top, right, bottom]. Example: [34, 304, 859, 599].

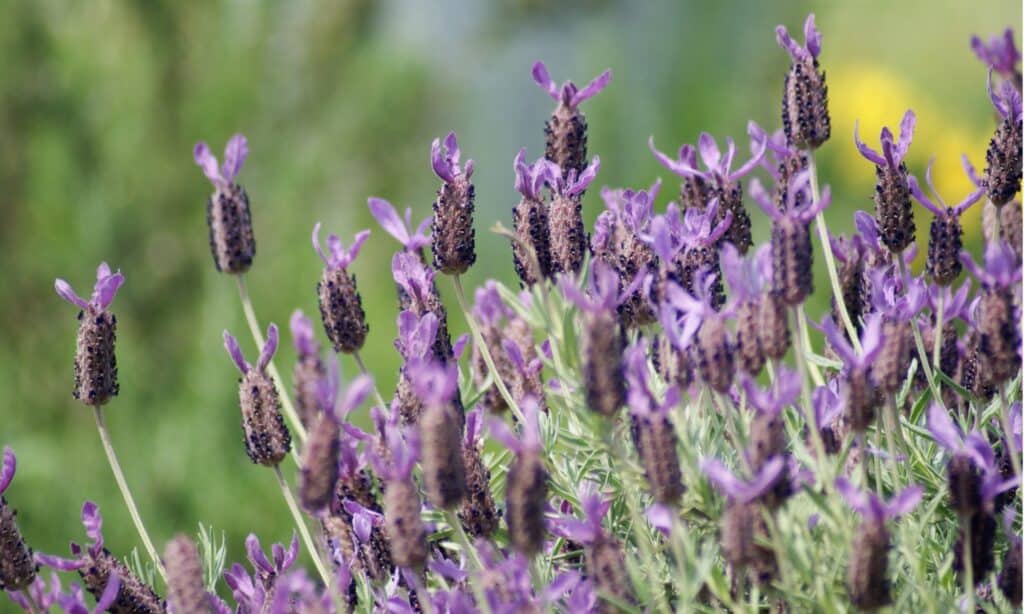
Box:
[775, 25, 802, 60]
[0, 447, 14, 495]
[835, 477, 873, 518]
[339, 375, 373, 416]
[697, 133, 722, 174]
[549, 517, 596, 543]
[531, 61, 559, 101]
[649, 137, 702, 178]
[95, 573, 121, 612]
[346, 229, 371, 267]
[749, 178, 779, 219]
[311, 222, 329, 267]
[927, 402, 963, 452]
[908, 175, 944, 217]
[700, 458, 744, 500]
[81, 502, 103, 551]
[193, 142, 223, 187]
[741, 457, 785, 503]
[245, 534, 275, 574]
[803, 13, 822, 58]
[646, 504, 674, 537]
[884, 485, 923, 519]
[223, 330, 249, 375]
[289, 310, 317, 357]
[853, 121, 886, 166]
[961, 154, 983, 188]
[818, 316, 856, 365]
[487, 417, 522, 454]
[570, 69, 612, 107]
[90, 269, 124, 311]
[256, 324, 278, 373]
[430, 138, 454, 183]
[35, 552, 83, 572]
[894, 110, 916, 162]
[221, 134, 248, 183]
[567, 157, 600, 196]
[55, 278, 89, 310]
[728, 135, 767, 181]
[282, 532, 299, 571]
[368, 197, 410, 246]
[964, 432, 996, 472]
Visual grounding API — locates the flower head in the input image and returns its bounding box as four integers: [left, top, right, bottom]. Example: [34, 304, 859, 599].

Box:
[407, 360, 459, 409]
[513, 149, 554, 201]
[312, 223, 370, 271]
[751, 169, 831, 223]
[223, 323, 278, 376]
[549, 483, 611, 544]
[55, 262, 124, 312]
[721, 242, 771, 303]
[394, 310, 439, 363]
[776, 13, 822, 61]
[548, 157, 601, 199]
[812, 379, 844, 431]
[560, 260, 644, 314]
[289, 309, 318, 358]
[742, 366, 800, 416]
[649, 132, 765, 184]
[854, 110, 916, 170]
[55, 574, 122, 614]
[531, 61, 612, 110]
[868, 267, 927, 321]
[972, 28, 1021, 80]
[961, 239, 1023, 289]
[701, 456, 786, 504]
[193, 134, 248, 191]
[835, 477, 922, 524]
[819, 312, 886, 370]
[431, 131, 474, 183]
[369, 424, 421, 482]
[989, 70, 1024, 123]
[391, 251, 436, 304]
[367, 197, 431, 253]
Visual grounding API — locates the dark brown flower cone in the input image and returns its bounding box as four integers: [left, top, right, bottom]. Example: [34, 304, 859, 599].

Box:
[512, 195, 553, 285]
[721, 501, 776, 585]
[948, 454, 983, 518]
[978, 287, 1022, 386]
[0, 497, 35, 591]
[953, 512, 997, 586]
[876, 320, 911, 395]
[736, 299, 765, 375]
[323, 516, 360, 573]
[432, 173, 477, 275]
[631, 414, 685, 505]
[712, 180, 752, 253]
[774, 153, 810, 211]
[677, 247, 725, 309]
[507, 317, 545, 406]
[782, 55, 831, 150]
[164, 535, 210, 614]
[926, 215, 964, 286]
[650, 333, 694, 390]
[383, 477, 428, 570]
[458, 442, 499, 539]
[332, 469, 379, 518]
[545, 105, 588, 178]
[833, 252, 866, 341]
[695, 316, 735, 394]
[873, 165, 915, 253]
[293, 354, 326, 429]
[79, 548, 165, 614]
[758, 293, 791, 361]
[585, 534, 636, 613]
[998, 538, 1022, 607]
[844, 367, 879, 433]
[238, 370, 292, 467]
[318, 268, 369, 354]
[206, 183, 255, 274]
[420, 404, 467, 510]
[359, 525, 395, 582]
[679, 175, 711, 212]
[985, 116, 1023, 206]
[395, 368, 425, 425]
[549, 193, 588, 277]
[582, 310, 626, 416]
[299, 414, 341, 512]
[616, 259, 658, 329]
[747, 414, 791, 509]
[422, 291, 455, 362]
[959, 330, 995, 404]
[771, 217, 813, 306]
[472, 326, 515, 413]
[506, 449, 548, 557]
[847, 520, 891, 612]
[74, 307, 119, 406]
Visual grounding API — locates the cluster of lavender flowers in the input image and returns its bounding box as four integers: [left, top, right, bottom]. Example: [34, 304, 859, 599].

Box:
[3, 14, 1021, 614]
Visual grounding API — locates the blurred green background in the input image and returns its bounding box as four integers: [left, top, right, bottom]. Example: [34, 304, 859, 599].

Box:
[1, 0, 1018, 584]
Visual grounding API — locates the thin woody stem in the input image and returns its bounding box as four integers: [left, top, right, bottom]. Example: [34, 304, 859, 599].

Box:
[273, 465, 331, 586]
[92, 407, 166, 583]
[236, 275, 308, 444]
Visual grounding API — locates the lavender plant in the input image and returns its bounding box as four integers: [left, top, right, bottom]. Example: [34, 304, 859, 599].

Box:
[7, 13, 1023, 614]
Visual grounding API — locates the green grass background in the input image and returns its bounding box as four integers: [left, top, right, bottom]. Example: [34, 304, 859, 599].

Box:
[1, 0, 1018, 581]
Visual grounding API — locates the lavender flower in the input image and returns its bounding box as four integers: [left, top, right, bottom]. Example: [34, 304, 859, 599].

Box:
[431, 131, 477, 274]
[749, 119, 809, 209]
[985, 73, 1023, 206]
[37, 502, 164, 612]
[548, 157, 600, 276]
[972, 28, 1022, 83]
[313, 223, 370, 354]
[531, 61, 611, 176]
[290, 309, 326, 429]
[368, 197, 432, 255]
[625, 341, 685, 504]
[908, 163, 984, 286]
[812, 379, 845, 454]
[869, 267, 927, 394]
[223, 532, 299, 613]
[511, 149, 555, 285]
[820, 313, 885, 432]
[6, 573, 61, 613]
[655, 197, 733, 308]
[458, 407, 499, 538]
[193, 134, 256, 273]
[664, 272, 736, 393]
[0, 448, 35, 592]
[55, 263, 124, 406]
[721, 243, 775, 373]
[408, 360, 466, 509]
[961, 240, 1022, 385]
[392, 251, 454, 361]
[224, 325, 292, 466]
[649, 131, 765, 252]
[777, 14, 831, 149]
[55, 574, 121, 614]
[369, 426, 428, 570]
[163, 535, 214, 614]
[491, 397, 548, 556]
[836, 478, 922, 611]
[854, 109, 917, 253]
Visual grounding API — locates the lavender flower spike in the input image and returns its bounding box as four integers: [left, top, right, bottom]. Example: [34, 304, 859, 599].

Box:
[778, 14, 831, 149]
[367, 197, 431, 253]
[431, 131, 477, 274]
[532, 61, 610, 177]
[0, 447, 36, 592]
[984, 71, 1023, 206]
[908, 162, 984, 285]
[854, 110, 915, 169]
[194, 134, 256, 273]
[314, 223, 370, 354]
[548, 157, 599, 275]
[972, 28, 1022, 82]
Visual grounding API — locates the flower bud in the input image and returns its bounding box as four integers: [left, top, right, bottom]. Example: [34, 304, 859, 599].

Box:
[459, 442, 499, 539]
[721, 501, 776, 585]
[512, 193, 553, 285]
[844, 367, 879, 433]
[875, 320, 911, 395]
[736, 299, 765, 375]
[0, 498, 34, 591]
[80, 549, 165, 613]
[758, 293, 791, 361]
[631, 413, 685, 504]
[985, 113, 1023, 206]
[420, 403, 466, 510]
[207, 184, 256, 274]
[978, 287, 1022, 386]
[926, 214, 964, 286]
[74, 308, 120, 407]
[847, 520, 891, 611]
[549, 192, 588, 276]
[299, 415, 341, 512]
[650, 334, 693, 390]
[771, 216, 814, 305]
[582, 311, 626, 416]
[953, 512, 996, 586]
[431, 133, 477, 275]
[694, 316, 735, 394]
[239, 369, 292, 467]
[506, 449, 548, 557]
[585, 535, 635, 612]
[998, 536, 1022, 607]
[164, 535, 211, 614]
[318, 268, 369, 354]
[383, 477, 428, 570]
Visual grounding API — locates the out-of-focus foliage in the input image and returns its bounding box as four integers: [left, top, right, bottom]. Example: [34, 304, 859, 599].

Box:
[0, 0, 1016, 572]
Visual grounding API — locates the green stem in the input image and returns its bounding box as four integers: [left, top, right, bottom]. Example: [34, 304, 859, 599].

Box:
[790, 309, 828, 473]
[807, 152, 861, 352]
[92, 407, 166, 582]
[353, 351, 390, 413]
[883, 395, 906, 478]
[236, 275, 308, 444]
[273, 465, 330, 585]
[931, 291, 945, 374]
[796, 305, 825, 387]
[451, 275, 525, 423]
